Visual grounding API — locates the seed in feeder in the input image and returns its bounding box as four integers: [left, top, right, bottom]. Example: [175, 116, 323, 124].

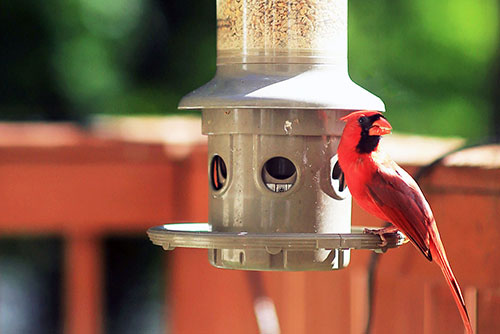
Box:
[217, 0, 347, 51]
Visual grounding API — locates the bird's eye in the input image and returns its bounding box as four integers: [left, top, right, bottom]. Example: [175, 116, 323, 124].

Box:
[358, 116, 367, 124]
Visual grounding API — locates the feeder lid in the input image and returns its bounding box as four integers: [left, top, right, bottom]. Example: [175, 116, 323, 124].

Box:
[179, 64, 385, 111]
[147, 223, 406, 253]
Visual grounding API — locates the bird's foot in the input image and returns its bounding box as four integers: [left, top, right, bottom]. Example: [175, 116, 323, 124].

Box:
[364, 226, 400, 247]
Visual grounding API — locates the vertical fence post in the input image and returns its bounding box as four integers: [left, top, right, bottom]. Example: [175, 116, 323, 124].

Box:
[64, 234, 102, 334]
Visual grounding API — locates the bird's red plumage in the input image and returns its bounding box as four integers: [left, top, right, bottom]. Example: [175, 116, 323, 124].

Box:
[338, 110, 473, 334]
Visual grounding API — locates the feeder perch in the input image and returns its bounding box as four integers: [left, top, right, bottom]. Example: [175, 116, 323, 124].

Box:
[148, 0, 405, 270]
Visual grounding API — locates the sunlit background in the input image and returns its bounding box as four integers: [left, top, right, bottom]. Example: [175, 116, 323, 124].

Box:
[0, 0, 498, 333]
[2, 1, 499, 137]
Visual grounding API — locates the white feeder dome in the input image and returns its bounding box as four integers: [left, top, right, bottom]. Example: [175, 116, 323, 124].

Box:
[148, 0, 404, 271]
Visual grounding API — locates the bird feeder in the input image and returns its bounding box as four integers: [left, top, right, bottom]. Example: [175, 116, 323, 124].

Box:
[148, 0, 404, 270]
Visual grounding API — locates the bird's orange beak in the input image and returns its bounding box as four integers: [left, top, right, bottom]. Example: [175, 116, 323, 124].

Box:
[368, 118, 392, 136]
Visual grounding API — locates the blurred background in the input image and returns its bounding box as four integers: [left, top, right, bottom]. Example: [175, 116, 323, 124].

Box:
[1, 0, 498, 136]
[0, 0, 498, 333]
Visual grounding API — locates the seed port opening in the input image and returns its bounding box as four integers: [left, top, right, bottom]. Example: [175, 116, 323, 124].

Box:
[262, 157, 297, 193]
[210, 155, 227, 191]
[265, 157, 296, 179]
[332, 161, 346, 193]
[330, 156, 349, 200]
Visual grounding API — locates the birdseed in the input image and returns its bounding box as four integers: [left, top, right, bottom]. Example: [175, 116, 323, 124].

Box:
[217, 0, 347, 51]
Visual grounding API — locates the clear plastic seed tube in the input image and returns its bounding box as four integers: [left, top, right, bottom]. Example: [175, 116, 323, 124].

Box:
[217, 0, 347, 64]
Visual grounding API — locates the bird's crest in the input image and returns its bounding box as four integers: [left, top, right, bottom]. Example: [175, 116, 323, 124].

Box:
[340, 110, 384, 122]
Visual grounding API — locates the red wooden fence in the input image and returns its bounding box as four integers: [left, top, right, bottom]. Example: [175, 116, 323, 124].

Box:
[0, 119, 498, 333]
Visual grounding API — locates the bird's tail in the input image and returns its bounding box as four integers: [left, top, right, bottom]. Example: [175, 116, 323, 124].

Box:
[430, 234, 473, 334]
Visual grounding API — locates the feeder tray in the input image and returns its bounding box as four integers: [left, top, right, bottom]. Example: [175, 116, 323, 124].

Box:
[148, 223, 407, 270]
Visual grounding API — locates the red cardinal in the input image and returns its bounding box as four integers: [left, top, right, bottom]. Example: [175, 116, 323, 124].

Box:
[337, 110, 473, 334]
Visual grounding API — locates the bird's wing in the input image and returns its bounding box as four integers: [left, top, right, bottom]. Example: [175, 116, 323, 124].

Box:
[366, 160, 434, 261]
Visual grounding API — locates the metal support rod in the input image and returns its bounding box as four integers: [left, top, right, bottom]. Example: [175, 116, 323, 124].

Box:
[246, 271, 281, 334]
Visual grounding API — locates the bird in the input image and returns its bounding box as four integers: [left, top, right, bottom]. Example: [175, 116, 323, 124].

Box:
[337, 110, 473, 334]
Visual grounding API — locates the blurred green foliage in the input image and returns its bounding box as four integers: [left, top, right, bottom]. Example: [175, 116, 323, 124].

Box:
[0, 0, 216, 121]
[349, 0, 499, 138]
[0, 0, 498, 139]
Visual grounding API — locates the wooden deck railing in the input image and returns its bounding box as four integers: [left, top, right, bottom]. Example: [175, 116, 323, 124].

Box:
[0, 118, 498, 333]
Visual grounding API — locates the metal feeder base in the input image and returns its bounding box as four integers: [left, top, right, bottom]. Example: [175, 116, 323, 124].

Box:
[147, 223, 406, 271]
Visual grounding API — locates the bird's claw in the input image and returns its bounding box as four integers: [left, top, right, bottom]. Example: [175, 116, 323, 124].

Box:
[364, 226, 399, 248]
[364, 228, 388, 247]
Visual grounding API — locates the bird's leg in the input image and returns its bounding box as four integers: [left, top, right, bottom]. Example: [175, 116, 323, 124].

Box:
[364, 225, 400, 247]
